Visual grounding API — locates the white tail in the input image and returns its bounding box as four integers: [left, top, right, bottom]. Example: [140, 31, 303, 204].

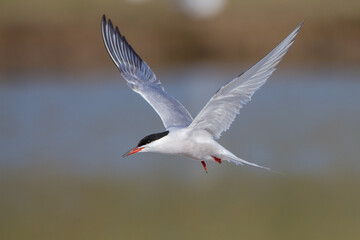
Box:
[220, 149, 272, 171]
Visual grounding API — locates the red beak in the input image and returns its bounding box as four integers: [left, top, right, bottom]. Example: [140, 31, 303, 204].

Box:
[122, 147, 145, 158]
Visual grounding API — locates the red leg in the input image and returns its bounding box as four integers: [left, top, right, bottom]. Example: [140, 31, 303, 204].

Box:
[201, 161, 208, 173]
[213, 156, 222, 164]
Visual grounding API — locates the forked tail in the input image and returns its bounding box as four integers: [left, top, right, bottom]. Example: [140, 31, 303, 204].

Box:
[220, 150, 273, 172]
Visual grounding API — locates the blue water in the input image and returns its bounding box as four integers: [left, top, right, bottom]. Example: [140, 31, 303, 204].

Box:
[1, 68, 359, 178]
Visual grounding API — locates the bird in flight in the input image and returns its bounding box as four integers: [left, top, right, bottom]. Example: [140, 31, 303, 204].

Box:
[101, 15, 302, 173]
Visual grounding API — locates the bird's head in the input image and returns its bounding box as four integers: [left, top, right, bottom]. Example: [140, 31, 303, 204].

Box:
[122, 131, 169, 157]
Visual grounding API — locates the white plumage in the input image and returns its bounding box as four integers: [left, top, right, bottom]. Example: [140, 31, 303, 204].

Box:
[189, 23, 302, 139]
[101, 15, 302, 172]
[102, 17, 193, 130]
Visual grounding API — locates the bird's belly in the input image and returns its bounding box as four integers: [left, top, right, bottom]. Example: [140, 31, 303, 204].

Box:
[166, 139, 216, 161]
[154, 129, 220, 161]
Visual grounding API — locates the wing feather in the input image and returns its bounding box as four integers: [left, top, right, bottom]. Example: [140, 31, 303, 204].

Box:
[101, 15, 193, 129]
[189, 22, 303, 138]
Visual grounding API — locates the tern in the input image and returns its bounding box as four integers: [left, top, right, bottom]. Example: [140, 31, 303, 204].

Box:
[101, 15, 302, 173]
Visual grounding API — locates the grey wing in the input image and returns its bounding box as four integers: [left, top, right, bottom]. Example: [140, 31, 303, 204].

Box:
[101, 15, 193, 129]
[189, 22, 303, 138]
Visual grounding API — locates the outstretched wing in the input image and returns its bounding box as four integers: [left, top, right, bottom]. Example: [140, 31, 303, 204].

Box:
[101, 15, 193, 129]
[189, 23, 303, 138]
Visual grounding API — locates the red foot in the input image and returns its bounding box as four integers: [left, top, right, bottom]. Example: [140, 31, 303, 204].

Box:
[201, 161, 208, 173]
[213, 156, 222, 164]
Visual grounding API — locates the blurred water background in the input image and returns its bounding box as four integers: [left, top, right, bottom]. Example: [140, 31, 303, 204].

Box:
[1, 0, 360, 239]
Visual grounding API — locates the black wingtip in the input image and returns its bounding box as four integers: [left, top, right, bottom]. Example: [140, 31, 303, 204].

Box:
[108, 18, 114, 30]
[298, 20, 305, 28]
[115, 26, 121, 38]
[101, 15, 108, 38]
[102, 14, 114, 31]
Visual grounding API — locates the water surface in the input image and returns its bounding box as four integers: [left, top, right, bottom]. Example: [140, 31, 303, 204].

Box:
[1, 68, 359, 178]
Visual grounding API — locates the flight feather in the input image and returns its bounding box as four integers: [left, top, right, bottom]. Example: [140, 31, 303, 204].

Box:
[101, 15, 193, 129]
[189, 23, 303, 138]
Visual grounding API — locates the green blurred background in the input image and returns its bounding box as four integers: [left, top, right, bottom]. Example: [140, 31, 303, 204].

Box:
[0, 0, 359, 75]
[1, 0, 360, 239]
